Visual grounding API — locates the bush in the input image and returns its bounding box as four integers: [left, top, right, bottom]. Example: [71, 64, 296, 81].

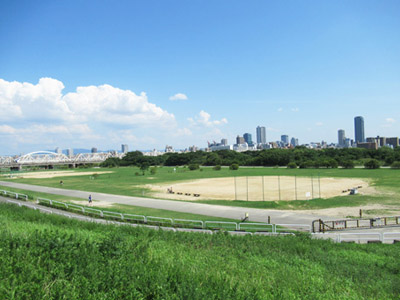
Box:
[229, 163, 239, 170]
[188, 163, 199, 171]
[213, 165, 221, 171]
[391, 161, 400, 169]
[150, 166, 157, 175]
[287, 162, 297, 169]
[364, 159, 380, 169]
[341, 160, 355, 169]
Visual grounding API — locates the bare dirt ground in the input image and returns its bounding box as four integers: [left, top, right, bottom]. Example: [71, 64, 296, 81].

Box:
[5, 170, 113, 179]
[144, 176, 375, 201]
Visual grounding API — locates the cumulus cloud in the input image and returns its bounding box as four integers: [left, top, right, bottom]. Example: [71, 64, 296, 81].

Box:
[316, 122, 323, 126]
[188, 110, 228, 127]
[169, 93, 188, 101]
[0, 77, 181, 153]
[0, 78, 176, 127]
[291, 108, 299, 112]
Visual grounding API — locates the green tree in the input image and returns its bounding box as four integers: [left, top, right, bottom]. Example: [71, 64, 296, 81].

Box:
[364, 159, 380, 169]
[229, 163, 239, 170]
[139, 162, 150, 175]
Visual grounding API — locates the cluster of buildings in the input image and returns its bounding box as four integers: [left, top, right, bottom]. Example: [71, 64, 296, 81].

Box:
[52, 116, 398, 157]
[208, 126, 300, 152]
[337, 116, 399, 150]
[54, 144, 130, 157]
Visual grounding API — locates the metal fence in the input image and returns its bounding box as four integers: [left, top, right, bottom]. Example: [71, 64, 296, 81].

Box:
[4, 199, 400, 243]
[0, 189, 28, 201]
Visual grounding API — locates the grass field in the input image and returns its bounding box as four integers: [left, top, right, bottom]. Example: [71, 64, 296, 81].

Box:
[0, 187, 243, 223]
[1, 203, 399, 299]
[2, 166, 400, 212]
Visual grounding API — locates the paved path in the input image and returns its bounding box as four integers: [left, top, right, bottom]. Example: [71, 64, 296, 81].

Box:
[0, 180, 322, 225]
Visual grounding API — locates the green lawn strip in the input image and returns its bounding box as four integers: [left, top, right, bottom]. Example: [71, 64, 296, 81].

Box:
[1, 203, 399, 299]
[196, 193, 400, 210]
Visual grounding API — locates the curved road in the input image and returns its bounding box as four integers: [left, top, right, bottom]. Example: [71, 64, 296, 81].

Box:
[0, 181, 321, 225]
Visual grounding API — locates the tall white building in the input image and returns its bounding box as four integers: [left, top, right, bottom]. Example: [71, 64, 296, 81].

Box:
[338, 129, 346, 147]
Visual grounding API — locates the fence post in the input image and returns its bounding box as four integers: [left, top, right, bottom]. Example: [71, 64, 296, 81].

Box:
[262, 176, 265, 201]
[278, 175, 281, 201]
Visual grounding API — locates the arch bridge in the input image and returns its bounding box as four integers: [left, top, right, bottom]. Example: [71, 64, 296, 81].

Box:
[0, 151, 123, 170]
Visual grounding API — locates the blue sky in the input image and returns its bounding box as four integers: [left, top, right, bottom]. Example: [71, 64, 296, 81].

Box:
[0, 0, 399, 155]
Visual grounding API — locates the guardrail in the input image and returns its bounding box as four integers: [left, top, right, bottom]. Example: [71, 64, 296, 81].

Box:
[238, 222, 275, 232]
[313, 216, 400, 233]
[337, 232, 382, 243]
[1, 189, 28, 201]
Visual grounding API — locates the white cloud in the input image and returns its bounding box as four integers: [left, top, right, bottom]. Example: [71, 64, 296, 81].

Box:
[386, 118, 396, 124]
[0, 78, 176, 128]
[277, 107, 283, 112]
[291, 108, 299, 112]
[382, 118, 396, 128]
[169, 93, 188, 101]
[189, 110, 228, 127]
[0, 77, 182, 154]
[316, 122, 323, 126]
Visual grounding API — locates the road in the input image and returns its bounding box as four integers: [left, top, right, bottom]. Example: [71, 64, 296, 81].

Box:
[0, 180, 320, 225]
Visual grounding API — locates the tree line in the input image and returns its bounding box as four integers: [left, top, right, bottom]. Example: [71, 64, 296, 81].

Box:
[101, 146, 400, 169]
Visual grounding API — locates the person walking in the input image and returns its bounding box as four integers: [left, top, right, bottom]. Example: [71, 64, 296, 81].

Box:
[88, 194, 92, 206]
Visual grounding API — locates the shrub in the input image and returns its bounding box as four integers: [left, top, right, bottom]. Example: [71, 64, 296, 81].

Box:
[213, 165, 221, 171]
[188, 163, 199, 171]
[364, 159, 380, 169]
[391, 161, 400, 169]
[287, 162, 297, 169]
[341, 160, 355, 169]
[150, 166, 157, 175]
[229, 163, 239, 170]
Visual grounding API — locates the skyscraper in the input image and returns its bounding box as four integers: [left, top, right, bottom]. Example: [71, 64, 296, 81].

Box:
[236, 135, 245, 144]
[281, 135, 289, 145]
[243, 133, 253, 146]
[338, 129, 345, 147]
[256, 126, 266, 144]
[121, 144, 129, 153]
[354, 116, 365, 143]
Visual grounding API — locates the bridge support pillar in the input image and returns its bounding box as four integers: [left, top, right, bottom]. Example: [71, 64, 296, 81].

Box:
[68, 164, 76, 169]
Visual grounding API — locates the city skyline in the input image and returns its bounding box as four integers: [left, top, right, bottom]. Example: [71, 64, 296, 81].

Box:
[0, 1, 399, 155]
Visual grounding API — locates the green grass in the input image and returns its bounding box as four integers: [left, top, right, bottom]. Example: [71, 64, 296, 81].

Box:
[1, 203, 399, 299]
[0, 186, 243, 223]
[2, 166, 400, 210]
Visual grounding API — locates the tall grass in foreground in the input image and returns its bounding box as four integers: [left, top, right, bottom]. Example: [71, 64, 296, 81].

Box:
[1, 203, 400, 299]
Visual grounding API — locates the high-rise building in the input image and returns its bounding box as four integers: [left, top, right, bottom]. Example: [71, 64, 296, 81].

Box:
[243, 133, 253, 146]
[338, 129, 346, 147]
[55, 147, 62, 154]
[121, 144, 129, 153]
[67, 148, 74, 157]
[221, 139, 228, 146]
[281, 135, 289, 145]
[290, 137, 299, 147]
[386, 137, 399, 148]
[256, 126, 266, 144]
[236, 135, 245, 145]
[91, 147, 98, 153]
[354, 116, 365, 144]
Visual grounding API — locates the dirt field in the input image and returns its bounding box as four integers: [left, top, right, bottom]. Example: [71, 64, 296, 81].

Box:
[145, 176, 374, 201]
[5, 170, 114, 179]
